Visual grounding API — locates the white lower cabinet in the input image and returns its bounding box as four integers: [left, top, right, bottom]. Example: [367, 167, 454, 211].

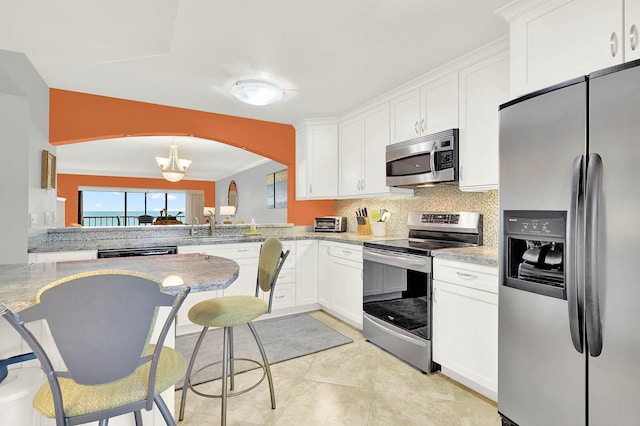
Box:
[266, 241, 296, 311]
[27, 250, 97, 263]
[433, 258, 498, 401]
[318, 242, 363, 329]
[318, 241, 333, 307]
[295, 240, 318, 306]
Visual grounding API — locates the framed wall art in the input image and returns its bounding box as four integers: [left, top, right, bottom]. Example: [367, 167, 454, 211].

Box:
[41, 149, 56, 189]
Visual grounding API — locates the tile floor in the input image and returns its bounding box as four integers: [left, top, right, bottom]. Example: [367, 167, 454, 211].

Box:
[176, 310, 501, 425]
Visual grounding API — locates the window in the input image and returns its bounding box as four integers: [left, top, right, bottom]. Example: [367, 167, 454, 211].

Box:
[79, 189, 186, 226]
[266, 169, 287, 209]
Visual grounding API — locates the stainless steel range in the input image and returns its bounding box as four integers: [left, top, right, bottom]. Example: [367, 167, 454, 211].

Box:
[363, 212, 483, 373]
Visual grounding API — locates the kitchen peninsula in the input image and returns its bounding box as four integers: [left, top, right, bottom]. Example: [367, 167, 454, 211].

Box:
[0, 253, 239, 312]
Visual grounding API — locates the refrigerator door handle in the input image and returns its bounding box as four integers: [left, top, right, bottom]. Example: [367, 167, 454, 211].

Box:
[567, 155, 584, 353]
[585, 153, 604, 357]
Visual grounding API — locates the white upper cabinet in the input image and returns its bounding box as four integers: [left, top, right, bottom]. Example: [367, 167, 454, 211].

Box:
[389, 73, 458, 144]
[338, 115, 364, 197]
[497, 0, 624, 97]
[458, 50, 510, 192]
[389, 90, 422, 143]
[626, 0, 640, 61]
[338, 104, 412, 198]
[295, 118, 338, 200]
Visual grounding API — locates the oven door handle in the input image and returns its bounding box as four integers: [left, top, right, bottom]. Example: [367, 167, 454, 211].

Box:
[363, 249, 430, 272]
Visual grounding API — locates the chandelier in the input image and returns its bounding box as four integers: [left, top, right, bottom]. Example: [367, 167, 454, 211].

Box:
[155, 144, 191, 182]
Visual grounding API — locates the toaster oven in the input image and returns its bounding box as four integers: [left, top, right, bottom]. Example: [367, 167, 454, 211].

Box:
[314, 216, 347, 232]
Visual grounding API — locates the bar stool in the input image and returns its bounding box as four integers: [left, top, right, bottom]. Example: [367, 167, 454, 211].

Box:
[1, 270, 190, 426]
[179, 237, 289, 425]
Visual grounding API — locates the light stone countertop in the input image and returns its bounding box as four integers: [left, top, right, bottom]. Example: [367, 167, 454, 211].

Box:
[431, 245, 499, 266]
[7, 233, 500, 312]
[0, 254, 239, 312]
[28, 232, 399, 253]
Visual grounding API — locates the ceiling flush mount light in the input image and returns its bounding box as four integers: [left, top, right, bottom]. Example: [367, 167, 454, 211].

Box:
[230, 80, 284, 106]
[155, 144, 192, 182]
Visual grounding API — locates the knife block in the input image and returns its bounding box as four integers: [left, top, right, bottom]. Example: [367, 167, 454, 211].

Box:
[357, 217, 371, 235]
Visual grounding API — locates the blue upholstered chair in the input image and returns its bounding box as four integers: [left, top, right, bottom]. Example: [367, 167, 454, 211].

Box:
[178, 237, 290, 426]
[1, 270, 190, 426]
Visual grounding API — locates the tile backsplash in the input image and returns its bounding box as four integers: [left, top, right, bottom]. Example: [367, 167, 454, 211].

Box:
[334, 187, 499, 247]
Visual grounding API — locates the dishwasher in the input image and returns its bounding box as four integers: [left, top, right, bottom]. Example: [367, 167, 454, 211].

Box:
[96, 246, 178, 258]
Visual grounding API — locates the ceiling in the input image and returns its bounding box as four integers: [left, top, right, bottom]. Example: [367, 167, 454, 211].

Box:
[0, 0, 509, 180]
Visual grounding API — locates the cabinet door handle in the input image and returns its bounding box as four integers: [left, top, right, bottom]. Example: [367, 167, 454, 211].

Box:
[420, 119, 425, 133]
[631, 24, 638, 51]
[414, 121, 420, 134]
[275, 295, 285, 299]
[433, 287, 437, 303]
[610, 32, 619, 57]
[456, 272, 478, 280]
[237, 249, 250, 252]
[309, 184, 312, 194]
[342, 249, 352, 256]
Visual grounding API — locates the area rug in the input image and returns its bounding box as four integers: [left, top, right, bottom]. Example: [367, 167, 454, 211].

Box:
[175, 313, 352, 389]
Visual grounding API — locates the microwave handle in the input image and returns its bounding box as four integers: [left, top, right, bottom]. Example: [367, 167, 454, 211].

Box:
[429, 144, 438, 179]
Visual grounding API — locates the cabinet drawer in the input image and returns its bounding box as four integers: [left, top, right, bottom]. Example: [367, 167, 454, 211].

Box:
[29, 250, 98, 263]
[331, 242, 363, 262]
[209, 242, 261, 259]
[282, 241, 296, 255]
[280, 241, 296, 270]
[275, 268, 295, 285]
[434, 258, 498, 293]
[269, 283, 296, 310]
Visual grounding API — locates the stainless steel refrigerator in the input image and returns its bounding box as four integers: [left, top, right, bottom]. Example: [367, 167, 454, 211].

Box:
[498, 60, 640, 425]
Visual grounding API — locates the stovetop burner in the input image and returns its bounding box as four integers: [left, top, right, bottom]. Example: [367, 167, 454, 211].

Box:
[364, 239, 473, 256]
[363, 211, 483, 256]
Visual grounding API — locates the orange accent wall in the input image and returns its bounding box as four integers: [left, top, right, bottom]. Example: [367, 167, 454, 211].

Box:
[58, 174, 216, 226]
[50, 89, 334, 226]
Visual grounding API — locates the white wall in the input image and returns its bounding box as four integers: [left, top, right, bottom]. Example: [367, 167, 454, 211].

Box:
[216, 160, 288, 224]
[0, 49, 53, 264]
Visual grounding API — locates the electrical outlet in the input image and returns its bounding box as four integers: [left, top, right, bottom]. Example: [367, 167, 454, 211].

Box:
[29, 213, 38, 228]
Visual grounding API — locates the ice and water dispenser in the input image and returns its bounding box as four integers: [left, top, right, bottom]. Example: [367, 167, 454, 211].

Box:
[503, 211, 566, 299]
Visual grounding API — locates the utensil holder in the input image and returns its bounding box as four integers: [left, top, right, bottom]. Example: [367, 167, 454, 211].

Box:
[357, 218, 371, 235]
[371, 221, 386, 237]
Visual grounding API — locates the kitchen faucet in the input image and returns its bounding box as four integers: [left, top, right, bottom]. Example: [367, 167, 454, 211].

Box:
[190, 217, 199, 236]
[205, 213, 215, 236]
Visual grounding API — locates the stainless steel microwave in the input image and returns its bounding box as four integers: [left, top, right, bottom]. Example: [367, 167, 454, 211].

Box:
[385, 128, 458, 187]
